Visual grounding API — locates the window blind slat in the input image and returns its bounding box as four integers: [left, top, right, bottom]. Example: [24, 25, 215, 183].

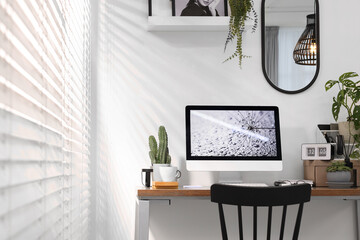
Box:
[6, 2, 65, 86]
[0, 0, 91, 238]
[0, 110, 63, 146]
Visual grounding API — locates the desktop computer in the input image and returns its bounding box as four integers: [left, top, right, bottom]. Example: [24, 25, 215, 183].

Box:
[185, 105, 282, 174]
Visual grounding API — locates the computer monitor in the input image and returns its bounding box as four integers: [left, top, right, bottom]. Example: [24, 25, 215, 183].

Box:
[185, 105, 282, 171]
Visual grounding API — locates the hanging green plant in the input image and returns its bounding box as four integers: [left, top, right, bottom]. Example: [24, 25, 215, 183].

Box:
[224, 0, 258, 67]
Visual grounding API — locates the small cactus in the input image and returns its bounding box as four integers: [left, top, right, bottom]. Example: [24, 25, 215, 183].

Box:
[149, 136, 157, 164]
[148, 126, 171, 164]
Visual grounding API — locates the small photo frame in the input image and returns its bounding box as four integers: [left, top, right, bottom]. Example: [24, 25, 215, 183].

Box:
[172, 0, 228, 16]
[301, 143, 331, 160]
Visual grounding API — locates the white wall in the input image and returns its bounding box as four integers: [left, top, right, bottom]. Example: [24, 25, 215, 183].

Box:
[93, 0, 360, 239]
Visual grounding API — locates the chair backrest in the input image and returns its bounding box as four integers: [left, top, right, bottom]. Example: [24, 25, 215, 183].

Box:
[210, 184, 311, 240]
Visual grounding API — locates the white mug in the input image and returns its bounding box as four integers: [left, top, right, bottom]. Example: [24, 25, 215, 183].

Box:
[159, 166, 181, 182]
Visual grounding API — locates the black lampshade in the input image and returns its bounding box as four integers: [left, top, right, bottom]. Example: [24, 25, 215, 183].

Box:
[293, 14, 316, 66]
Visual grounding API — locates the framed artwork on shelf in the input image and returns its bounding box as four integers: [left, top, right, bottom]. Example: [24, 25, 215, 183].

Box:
[301, 143, 331, 160]
[171, 0, 228, 17]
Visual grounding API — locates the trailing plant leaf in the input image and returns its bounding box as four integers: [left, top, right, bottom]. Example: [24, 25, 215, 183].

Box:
[224, 0, 257, 67]
[250, 6, 258, 33]
[223, 52, 238, 63]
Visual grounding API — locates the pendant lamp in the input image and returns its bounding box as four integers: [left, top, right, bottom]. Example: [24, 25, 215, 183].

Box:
[293, 14, 316, 66]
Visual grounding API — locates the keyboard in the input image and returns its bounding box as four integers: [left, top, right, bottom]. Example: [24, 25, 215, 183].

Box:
[222, 182, 268, 187]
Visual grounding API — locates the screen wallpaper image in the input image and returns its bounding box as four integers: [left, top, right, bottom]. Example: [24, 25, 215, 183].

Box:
[190, 110, 278, 157]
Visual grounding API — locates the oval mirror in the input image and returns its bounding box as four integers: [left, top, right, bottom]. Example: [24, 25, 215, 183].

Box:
[261, 0, 320, 94]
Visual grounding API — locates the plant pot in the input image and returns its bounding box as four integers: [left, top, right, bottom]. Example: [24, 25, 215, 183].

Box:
[338, 121, 360, 143]
[152, 164, 170, 182]
[326, 171, 351, 182]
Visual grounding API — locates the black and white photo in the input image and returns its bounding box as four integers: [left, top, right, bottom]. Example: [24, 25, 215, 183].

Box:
[190, 110, 278, 157]
[172, 0, 228, 16]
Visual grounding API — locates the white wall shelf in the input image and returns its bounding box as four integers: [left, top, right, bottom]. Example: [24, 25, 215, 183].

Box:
[147, 16, 230, 32]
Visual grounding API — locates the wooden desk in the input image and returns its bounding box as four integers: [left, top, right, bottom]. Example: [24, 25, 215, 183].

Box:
[138, 187, 360, 197]
[136, 187, 360, 240]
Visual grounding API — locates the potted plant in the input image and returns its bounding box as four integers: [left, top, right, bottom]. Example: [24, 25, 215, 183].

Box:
[325, 71, 360, 167]
[326, 161, 352, 183]
[224, 0, 258, 67]
[149, 126, 171, 182]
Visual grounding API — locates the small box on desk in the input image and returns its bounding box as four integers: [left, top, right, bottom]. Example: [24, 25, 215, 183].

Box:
[303, 160, 360, 186]
[152, 181, 179, 189]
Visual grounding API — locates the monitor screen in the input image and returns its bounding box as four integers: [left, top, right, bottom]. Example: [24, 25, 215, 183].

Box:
[185, 106, 282, 171]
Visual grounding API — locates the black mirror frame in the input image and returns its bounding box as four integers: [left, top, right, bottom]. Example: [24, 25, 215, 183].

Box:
[261, 0, 320, 94]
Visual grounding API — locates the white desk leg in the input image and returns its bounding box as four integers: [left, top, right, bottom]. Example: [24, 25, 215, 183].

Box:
[138, 200, 150, 240]
[357, 200, 360, 240]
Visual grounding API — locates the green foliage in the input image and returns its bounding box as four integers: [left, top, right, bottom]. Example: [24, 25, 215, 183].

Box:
[326, 161, 352, 172]
[325, 72, 360, 127]
[148, 126, 171, 164]
[325, 72, 360, 160]
[224, 0, 257, 67]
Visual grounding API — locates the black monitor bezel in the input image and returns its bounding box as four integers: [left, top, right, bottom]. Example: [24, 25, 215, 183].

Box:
[185, 105, 282, 161]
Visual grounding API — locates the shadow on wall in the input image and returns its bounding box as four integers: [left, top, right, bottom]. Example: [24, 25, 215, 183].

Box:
[95, 0, 271, 239]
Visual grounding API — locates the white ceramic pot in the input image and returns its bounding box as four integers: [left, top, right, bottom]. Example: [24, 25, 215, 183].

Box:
[152, 164, 170, 182]
[326, 171, 351, 182]
[159, 166, 181, 182]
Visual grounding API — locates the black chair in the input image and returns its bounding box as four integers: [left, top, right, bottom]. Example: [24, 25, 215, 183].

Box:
[211, 184, 311, 240]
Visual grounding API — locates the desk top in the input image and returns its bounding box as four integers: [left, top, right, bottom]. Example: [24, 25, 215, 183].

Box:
[138, 187, 360, 197]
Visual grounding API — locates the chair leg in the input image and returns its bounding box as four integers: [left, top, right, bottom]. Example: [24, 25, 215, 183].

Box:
[238, 206, 243, 240]
[279, 205, 287, 240]
[218, 204, 228, 240]
[267, 206, 272, 240]
[253, 206, 257, 240]
[293, 203, 304, 240]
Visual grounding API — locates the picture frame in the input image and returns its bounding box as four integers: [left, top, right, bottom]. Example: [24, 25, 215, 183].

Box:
[171, 0, 228, 17]
[301, 143, 331, 160]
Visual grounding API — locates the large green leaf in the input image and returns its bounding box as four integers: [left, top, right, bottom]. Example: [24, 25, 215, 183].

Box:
[337, 89, 346, 103]
[332, 98, 341, 121]
[339, 72, 359, 82]
[353, 134, 360, 143]
[325, 80, 338, 91]
[353, 105, 360, 130]
[350, 151, 360, 159]
[342, 79, 356, 88]
[353, 86, 360, 103]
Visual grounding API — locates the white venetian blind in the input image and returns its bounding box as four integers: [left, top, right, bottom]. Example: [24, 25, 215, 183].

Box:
[0, 0, 91, 239]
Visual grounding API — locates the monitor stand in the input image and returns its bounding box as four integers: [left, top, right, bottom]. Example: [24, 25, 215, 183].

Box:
[218, 172, 243, 183]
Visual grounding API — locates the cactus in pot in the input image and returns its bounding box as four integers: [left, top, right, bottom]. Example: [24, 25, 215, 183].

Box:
[149, 126, 172, 182]
[149, 126, 171, 164]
